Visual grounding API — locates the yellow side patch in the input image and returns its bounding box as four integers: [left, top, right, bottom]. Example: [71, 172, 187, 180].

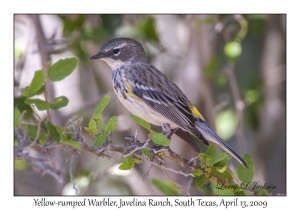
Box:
[190, 106, 205, 121]
[125, 83, 143, 100]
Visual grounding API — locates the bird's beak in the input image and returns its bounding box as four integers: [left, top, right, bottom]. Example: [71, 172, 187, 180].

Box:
[89, 51, 105, 60]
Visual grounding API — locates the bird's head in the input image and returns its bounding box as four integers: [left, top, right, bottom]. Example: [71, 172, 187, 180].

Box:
[89, 38, 147, 70]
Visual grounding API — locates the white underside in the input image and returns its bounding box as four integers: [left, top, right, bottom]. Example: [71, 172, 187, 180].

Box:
[116, 90, 178, 129]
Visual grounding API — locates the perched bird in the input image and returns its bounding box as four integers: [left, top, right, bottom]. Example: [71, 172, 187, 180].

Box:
[90, 38, 248, 169]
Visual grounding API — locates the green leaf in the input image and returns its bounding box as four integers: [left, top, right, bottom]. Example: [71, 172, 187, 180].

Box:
[61, 138, 81, 149]
[206, 144, 218, 158]
[50, 96, 69, 110]
[224, 41, 242, 61]
[216, 73, 227, 86]
[192, 169, 203, 176]
[151, 132, 170, 146]
[130, 115, 151, 130]
[88, 114, 102, 135]
[104, 116, 118, 134]
[213, 186, 235, 196]
[48, 57, 78, 81]
[22, 70, 44, 97]
[46, 121, 60, 142]
[84, 127, 93, 135]
[205, 55, 219, 78]
[211, 168, 233, 184]
[23, 124, 46, 142]
[141, 148, 151, 158]
[137, 17, 159, 43]
[39, 137, 47, 145]
[94, 133, 107, 147]
[151, 179, 180, 195]
[56, 124, 64, 137]
[245, 89, 259, 104]
[199, 153, 208, 161]
[25, 98, 50, 111]
[234, 190, 245, 196]
[101, 14, 122, 34]
[82, 27, 107, 42]
[216, 109, 237, 141]
[237, 154, 254, 183]
[15, 96, 34, 118]
[118, 156, 135, 170]
[216, 165, 228, 173]
[14, 108, 21, 127]
[14, 159, 27, 170]
[62, 15, 85, 34]
[256, 189, 269, 195]
[208, 152, 231, 167]
[195, 174, 210, 189]
[34, 85, 45, 95]
[133, 156, 143, 164]
[22, 87, 31, 97]
[94, 96, 110, 115]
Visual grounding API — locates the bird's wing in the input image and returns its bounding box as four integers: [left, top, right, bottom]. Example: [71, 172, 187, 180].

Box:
[132, 85, 194, 130]
[175, 129, 200, 152]
[128, 63, 209, 146]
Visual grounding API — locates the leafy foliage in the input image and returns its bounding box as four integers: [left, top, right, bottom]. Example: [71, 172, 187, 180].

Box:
[46, 121, 60, 142]
[119, 157, 135, 170]
[88, 114, 102, 135]
[94, 133, 107, 147]
[151, 179, 180, 195]
[60, 138, 81, 149]
[237, 154, 254, 183]
[50, 96, 69, 110]
[150, 133, 170, 146]
[104, 116, 118, 134]
[141, 148, 151, 158]
[25, 98, 50, 111]
[14, 108, 21, 127]
[48, 58, 78, 81]
[94, 96, 110, 115]
[130, 115, 151, 130]
[22, 124, 46, 143]
[22, 70, 44, 97]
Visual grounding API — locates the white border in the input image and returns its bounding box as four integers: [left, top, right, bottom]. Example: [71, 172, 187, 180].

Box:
[3, 0, 297, 208]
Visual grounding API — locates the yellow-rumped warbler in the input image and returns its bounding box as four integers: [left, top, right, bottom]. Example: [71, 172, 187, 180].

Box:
[90, 38, 248, 169]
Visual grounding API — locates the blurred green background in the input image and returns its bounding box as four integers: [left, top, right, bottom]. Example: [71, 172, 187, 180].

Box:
[14, 14, 286, 195]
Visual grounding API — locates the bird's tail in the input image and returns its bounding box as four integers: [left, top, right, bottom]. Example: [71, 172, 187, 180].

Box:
[195, 118, 248, 169]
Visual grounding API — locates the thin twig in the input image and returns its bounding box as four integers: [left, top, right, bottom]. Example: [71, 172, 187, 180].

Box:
[17, 152, 63, 183]
[69, 154, 79, 195]
[135, 154, 194, 177]
[29, 113, 42, 147]
[224, 62, 247, 153]
[186, 177, 193, 193]
[162, 169, 191, 195]
[19, 110, 27, 129]
[188, 156, 199, 164]
[124, 138, 151, 157]
[42, 62, 51, 121]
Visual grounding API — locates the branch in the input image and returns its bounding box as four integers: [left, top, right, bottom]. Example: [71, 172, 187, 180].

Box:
[15, 151, 64, 183]
[162, 169, 191, 195]
[14, 118, 253, 195]
[224, 62, 247, 153]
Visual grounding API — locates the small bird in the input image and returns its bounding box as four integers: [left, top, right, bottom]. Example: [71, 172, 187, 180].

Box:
[90, 38, 248, 169]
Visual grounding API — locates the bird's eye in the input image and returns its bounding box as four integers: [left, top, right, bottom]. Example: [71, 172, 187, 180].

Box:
[113, 48, 120, 55]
